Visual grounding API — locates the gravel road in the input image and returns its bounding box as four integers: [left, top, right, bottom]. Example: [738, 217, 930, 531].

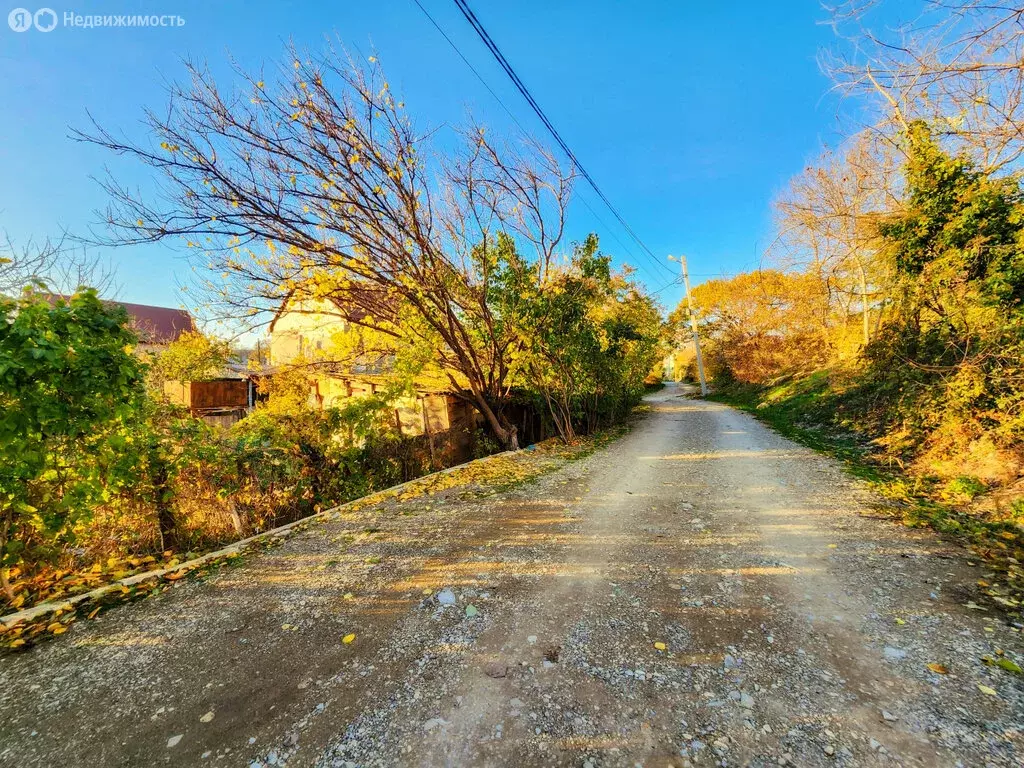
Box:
[1, 382, 1022, 767]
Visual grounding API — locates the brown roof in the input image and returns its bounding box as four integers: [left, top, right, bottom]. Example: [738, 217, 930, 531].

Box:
[43, 294, 195, 344]
[115, 301, 195, 344]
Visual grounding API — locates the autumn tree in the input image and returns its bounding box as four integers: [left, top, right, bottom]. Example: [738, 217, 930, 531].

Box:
[678, 271, 831, 384]
[81, 45, 571, 447]
[151, 330, 232, 385]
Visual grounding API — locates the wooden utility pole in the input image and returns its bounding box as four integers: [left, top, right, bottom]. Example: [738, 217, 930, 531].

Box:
[669, 254, 708, 396]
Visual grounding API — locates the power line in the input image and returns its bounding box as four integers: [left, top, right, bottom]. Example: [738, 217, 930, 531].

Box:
[650, 278, 680, 295]
[407, 0, 663, 286]
[448, 0, 676, 279]
[410, 0, 517, 132]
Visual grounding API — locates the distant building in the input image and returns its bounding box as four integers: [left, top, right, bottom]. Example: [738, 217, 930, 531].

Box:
[90, 297, 260, 426]
[267, 294, 479, 453]
[43, 294, 196, 352]
[115, 301, 195, 349]
[267, 297, 346, 366]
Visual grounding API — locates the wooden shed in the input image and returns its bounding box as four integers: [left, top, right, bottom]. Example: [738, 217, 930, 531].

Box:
[164, 378, 256, 427]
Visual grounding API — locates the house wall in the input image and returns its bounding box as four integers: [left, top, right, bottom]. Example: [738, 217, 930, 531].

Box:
[269, 297, 481, 461]
[164, 380, 192, 407]
[308, 377, 464, 440]
[269, 299, 347, 365]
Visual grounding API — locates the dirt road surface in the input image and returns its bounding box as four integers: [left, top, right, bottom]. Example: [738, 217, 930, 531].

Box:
[2, 383, 1022, 767]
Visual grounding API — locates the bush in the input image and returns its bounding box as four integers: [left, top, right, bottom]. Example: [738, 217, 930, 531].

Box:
[0, 289, 146, 601]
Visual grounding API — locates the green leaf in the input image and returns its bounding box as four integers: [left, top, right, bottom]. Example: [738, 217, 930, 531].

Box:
[995, 658, 1023, 674]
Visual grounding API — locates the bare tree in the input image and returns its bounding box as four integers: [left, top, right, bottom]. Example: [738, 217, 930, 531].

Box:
[78, 44, 573, 447]
[825, 0, 1024, 172]
[772, 131, 900, 347]
[0, 233, 118, 297]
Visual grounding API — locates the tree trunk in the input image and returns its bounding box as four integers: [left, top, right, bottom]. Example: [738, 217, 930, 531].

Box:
[153, 464, 177, 553]
[421, 400, 437, 470]
[857, 260, 871, 348]
[540, 387, 570, 443]
[227, 500, 244, 537]
[471, 391, 515, 449]
[0, 566, 13, 603]
[0, 519, 12, 602]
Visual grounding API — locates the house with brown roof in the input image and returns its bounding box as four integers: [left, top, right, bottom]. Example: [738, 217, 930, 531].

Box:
[115, 301, 195, 348]
[44, 294, 196, 351]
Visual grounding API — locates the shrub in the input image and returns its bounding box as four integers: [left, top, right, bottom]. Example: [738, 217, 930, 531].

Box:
[0, 289, 146, 601]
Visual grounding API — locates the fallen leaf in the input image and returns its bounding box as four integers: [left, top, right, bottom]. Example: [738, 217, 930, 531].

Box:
[199, 711, 215, 723]
[894, 618, 906, 625]
[995, 658, 1023, 674]
[343, 633, 356, 644]
[977, 684, 998, 696]
[926, 663, 949, 674]
[654, 641, 667, 651]
[827, 543, 838, 549]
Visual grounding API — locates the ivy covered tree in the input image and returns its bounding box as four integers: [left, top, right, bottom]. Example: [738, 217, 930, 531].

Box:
[863, 122, 1024, 464]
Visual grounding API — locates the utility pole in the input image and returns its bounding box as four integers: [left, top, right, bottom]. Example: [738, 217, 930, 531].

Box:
[669, 254, 708, 396]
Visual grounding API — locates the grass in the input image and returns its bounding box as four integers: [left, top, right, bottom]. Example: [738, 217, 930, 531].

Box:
[710, 374, 1024, 615]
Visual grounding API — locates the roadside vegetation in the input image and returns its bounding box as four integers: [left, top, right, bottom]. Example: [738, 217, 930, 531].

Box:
[0, 45, 662, 624]
[0, 422, 621, 654]
[666, 2, 1024, 611]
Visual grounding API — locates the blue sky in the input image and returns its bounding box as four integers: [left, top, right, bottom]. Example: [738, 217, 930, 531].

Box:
[1, 1, 870, 320]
